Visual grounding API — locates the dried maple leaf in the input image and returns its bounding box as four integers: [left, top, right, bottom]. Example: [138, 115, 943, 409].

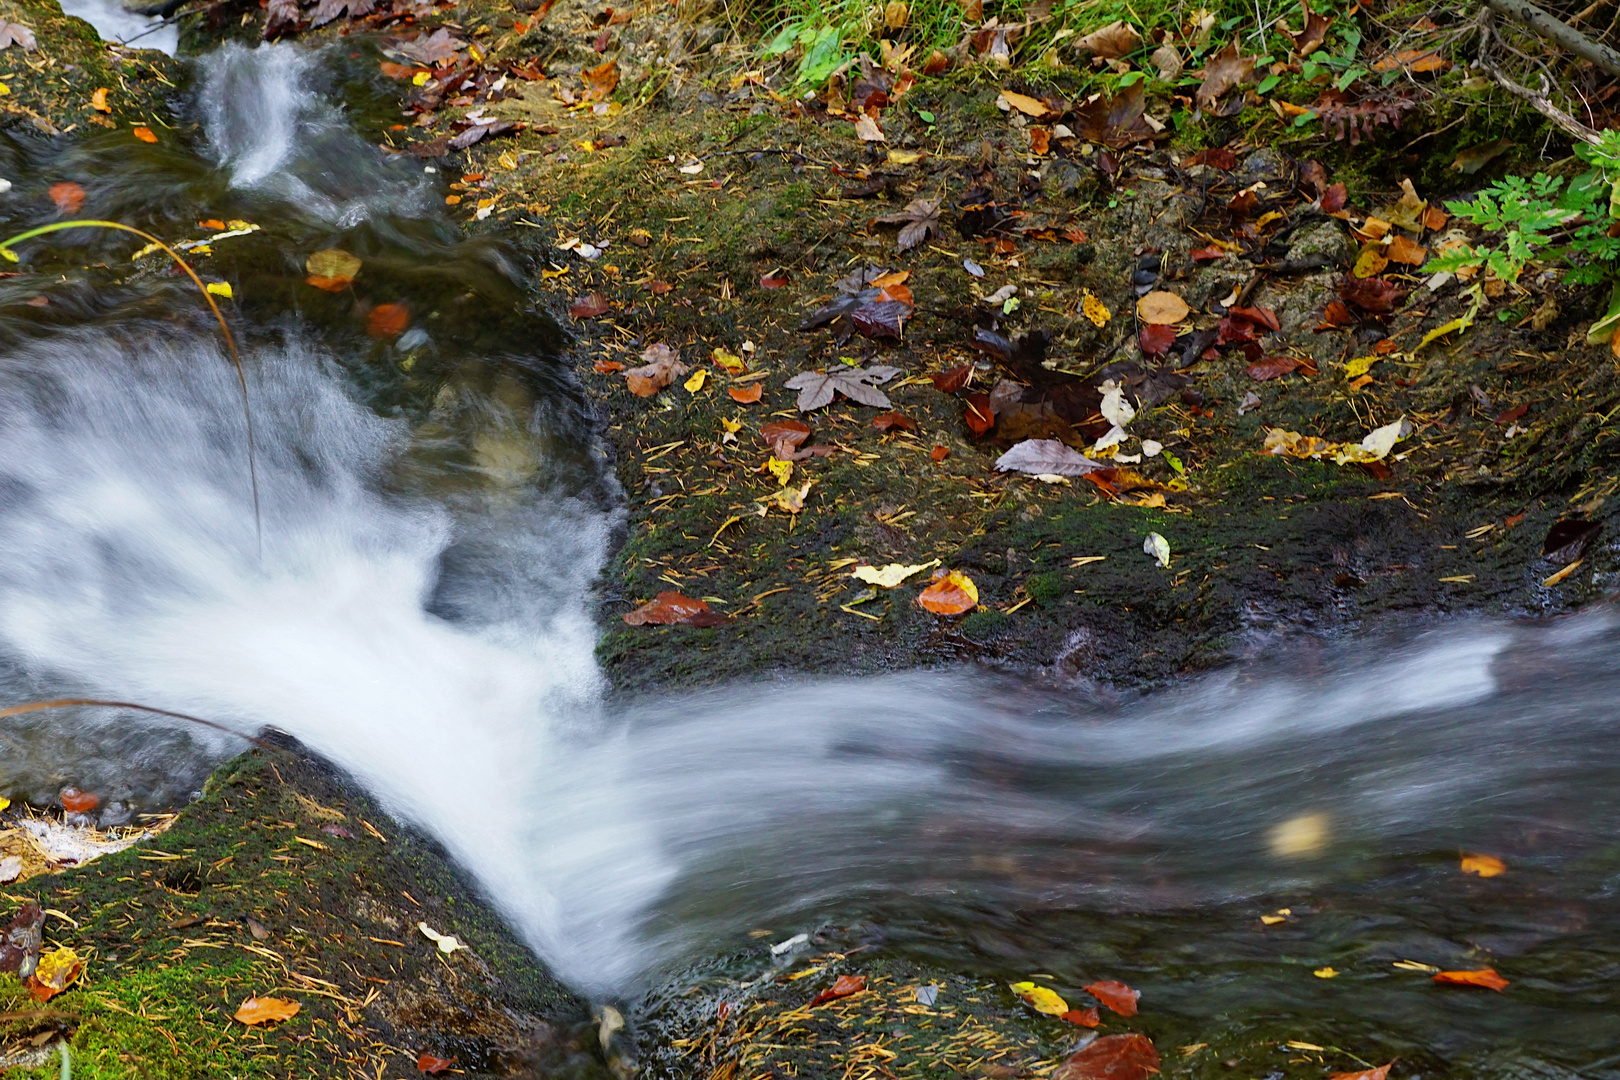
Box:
[1053, 1033, 1160, 1080]
[1287, 9, 1333, 56]
[309, 0, 375, 28]
[931, 365, 972, 394]
[623, 592, 729, 627]
[235, 996, 301, 1025]
[1078, 20, 1141, 59]
[1433, 968, 1509, 991]
[1084, 979, 1140, 1016]
[995, 438, 1104, 476]
[582, 59, 619, 99]
[1196, 42, 1255, 114]
[872, 410, 917, 432]
[1072, 82, 1156, 147]
[810, 974, 866, 1006]
[917, 569, 977, 615]
[873, 199, 942, 252]
[785, 365, 901, 410]
[570, 292, 610, 318]
[0, 19, 36, 50]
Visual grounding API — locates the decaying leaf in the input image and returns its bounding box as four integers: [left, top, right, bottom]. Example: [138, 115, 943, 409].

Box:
[1461, 853, 1506, 877]
[1010, 981, 1069, 1016]
[309, 0, 376, 28]
[1287, 7, 1333, 56]
[1053, 1033, 1161, 1080]
[582, 59, 620, 99]
[418, 922, 467, 954]
[49, 182, 85, 214]
[872, 410, 917, 432]
[1000, 89, 1052, 118]
[917, 569, 977, 614]
[1433, 968, 1509, 991]
[853, 560, 940, 588]
[25, 946, 83, 1002]
[570, 292, 611, 318]
[1085, 979, 1140, 1016]
[417, 1053, 458, 1074]
[761, 419, 812, 459]
[1196, 42, 1255, 114]
[1137, 290, 1190, 324]
[623, 591, 730, 627]
[810, 974, 866, 1006]
[0, 19, 37, 50]
[785, 365, 901, 411]
[235, 996, 301, 1025]
[800, 266, 916, 341]
[1077, 20, 1141, 60]
[995, 439, 1105, 477]
[1265, 416, 1410, 464]
[625, 345, 691, 397]
[1071, 82, 1157, 147]
[1144, 532, 1170, 567]
[873, 199, 941, 251]
[1083, 291, 1111, 326]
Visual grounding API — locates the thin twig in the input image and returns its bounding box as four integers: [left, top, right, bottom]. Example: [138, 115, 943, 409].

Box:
[0, 698, 270, 748]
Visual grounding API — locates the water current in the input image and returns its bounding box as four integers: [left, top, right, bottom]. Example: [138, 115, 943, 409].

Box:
[0, 34, 1617, 1079]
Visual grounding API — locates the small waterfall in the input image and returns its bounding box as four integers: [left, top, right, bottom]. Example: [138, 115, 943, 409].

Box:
[58, 0, 177, 56]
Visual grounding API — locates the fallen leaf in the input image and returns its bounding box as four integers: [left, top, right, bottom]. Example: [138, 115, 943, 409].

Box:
[996, 438, 1105, 476]
[1317, 300, 1357, 329]
[1433, 968, 1508, 991]
[1386, 233, 1428, 265]
[1353, 246, 1389, 278]
[131, 125, 159, 144]
[711, 347, 747, 374]
[59, 787, 99, 812]
[1085, 979, 1140, 1016]
[760, 271, 790, 288]
[417, 922, 467, 954]
[1054, 1033, 1160, 1080]
[964, 392, 995, 436]
[918, 569, 978, 615]
[1083, 291, 1112, 326]
[306, 249, 360, 282]
[1461, 853, 1506, 877]
[999, 89, 1052, 118]
[624, 346, 690, 397]
[1062, 1006, 1101, 1027]
[24, 946, 82, 1002]
[1341, 276, 1407, 315]
[570, 292, 611, 318]
[1327, 1065, 1391, 1080]
[854, 114, 886, 142]
[1009, 981, 1069, 1015]
[581, 59, 619, 99]
[235, 996, 301, 1025]
[761, 419, 812, 458]
[0, 19, 37, 50]
[853, 560, 939, 588]
[206, 281, 234, 299]
[1372, 49, 1446, 73]
[1288, 9, 1333, 56]
[1248, 356, 1302, 380]
[1143, 533, 1170, 568]
[364, 302, 407, 337]
[49, 181, 85, 213]
[594, 359, 625, 373]
[417, 1053, 458, 1075]
[1139, 323, 1177, 356]
[1452, 138, 1514, 175]
[90, 87, 111, 112]
[1137, 290, 1190, 324]
[808, 975, 868, 1007]
[872, 410, 917, 432]
[1078, 20, 1142, 59]
[873, 198, 941, 251]
[729, 383, 763, 403]
[1315, 967, 1339, 978]
[931, 365, 972, 394]
[930, 445, 949, 461]
[683, 368, 708, 392]
[1196, 42, 1255, 114]
[1030, 127, 1051, 155]
[785, 365, 901, 410]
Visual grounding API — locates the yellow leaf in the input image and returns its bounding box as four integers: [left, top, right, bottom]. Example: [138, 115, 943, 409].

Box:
[1082, 291, 1111, 327]
[0, 796, 8, 811]
[1460, 854, 1506, 877]
[498, 151, 518, 170]
[0, 82, 11, 96]
[205, 282, 233, 299]
[1254, 210, 1286, 229]
[90, 87, 110, 113]
[1260, 914, 1287, 925]
[767, 479, 813, 513]
[27, 947, 84, 1002]
[720, 418, 742, 434]
[999, 89, 1049, 117]
[766, 458, 794, 486]
[1286, 1041, 1327, 1052]
[886, 149, 926, 165]
[305, 249, 361, 280]
[1343, 355, 1377, 378]
[1353, 245, 1389, 278]
[413, 71, 431, 86]
[711, 347, 747, 374]
[1417, 315, 1471, 352]
[1009, 982, 1069, 1015]
[684, 368, 708, 393]
[234, 996, 301, 1025]
[1314, 967, 1339, 978]
[852, 559, 940, 588]
[1542, 559, 1582, 587]
[1348, 374, 1374, 391]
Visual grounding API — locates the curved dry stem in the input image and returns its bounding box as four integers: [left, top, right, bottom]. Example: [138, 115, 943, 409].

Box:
[0, 697, 270, 749]
[0, 220, 262, 549]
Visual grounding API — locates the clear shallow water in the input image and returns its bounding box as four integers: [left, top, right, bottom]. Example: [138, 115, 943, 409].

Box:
[0, 41, 1616, 1078]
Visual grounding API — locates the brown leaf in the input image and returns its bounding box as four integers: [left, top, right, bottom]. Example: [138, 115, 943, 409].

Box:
[1372, 48, 1446, 73]
[964, 392, 995, 436]
[1320, 182, 1348, 213]
[1247, 356, 1302, 380]
[1187, 147, 1238, 169]
[873, 199, 941, 251]
[872, 410, 917, 432]
[761, 419, 812, 459]
[1287, 8, 1333, 56]
[1229, 305, 1280, 331]
[1317, 299, 1357, 329]
[760, 271, 790, 288]
[1030, 127, 1051, 155]
[623, 591, 729, 627]
[1196, 42, 1255, 113]
[1494, 402, 1528, 424]
[729, 383, 763, 403]
[1000, 89, 1052, 118]
[1072, 82, 1155, 147]
[59, 786, 98, 812]
[1137, 291, 1190, 324]
[1077, 20, 1141, 60]
[235, 996, 301, 1025]
[570, 292, 611, 318]
[1341, 276, 1407, 315]
[1189, 244, 1226, 262]
[1061, 1007, 1100, 1027]
[1433, 968, 1509, 991]
[930, 445, 949, 461]
[1053, 1033, 1160, 1080]
[785, 365, 901, 410]
[1084, 979, 1140, 1016]
[1139, 323, 1177, 356]
[624, 348, 691, 397]
[90, 87, 111, 113]
[931, 365, 972, 394]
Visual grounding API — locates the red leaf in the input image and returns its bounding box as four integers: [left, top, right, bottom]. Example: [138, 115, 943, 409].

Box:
[810, 974, 866, 1007]
[1320, 182, 1348, 213]
[1433, 968, 1509, 991]
[49, 182, 85, 214]
[1084, 979, 1140, 1016]
[1061, 1007, 1100, 1027]
[1187, 147, 1237, 169]
[366, 303, 410, 339]
[964, 392, 995, 436]
[417, 1053, 458, 1075]
[1229, 305, 1280, 331]
[1138, 323, 1177, 357]
[570, 292, 611, 318]
[594, 359, 625, 373]
[1216, 316, 1257, 346]
[930, 445, 949, 462]
[623, 592, 730, 627]
[1495, 403, 1528, 424]
[1247, 356, 1302, 381]
[1341, 276, 1407, 315]
[729, 383, 763, 403]
[1189, 244, 1227, 263]
[1328, 1064, 1391, 1080]
[760, 272, 790, 289]
[931, 365, 972, 394]
[1054, 1033, 1160, 1080]
[872, 410, 917, 432]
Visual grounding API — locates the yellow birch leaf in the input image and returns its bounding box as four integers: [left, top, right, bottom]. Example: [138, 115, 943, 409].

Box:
[1082, 291, 1111, 327]
[1343, 355, 1377, 378]
[766, 458, 794, 486]
[684, 368, 708, 392]
[852, 559, 940, 588]
[1353, 246, 1389, 278]
[1009, 982, 1069, 1015]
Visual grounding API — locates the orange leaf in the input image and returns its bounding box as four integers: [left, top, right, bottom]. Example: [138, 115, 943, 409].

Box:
[869, 270, 910, 289]
[623, 591, 729, 627]
[49, 182, 85, 214]
[871, 410, 916, 432]
[729, 383, 763, 403]
[1030, 127, 1051, 155]
[1061, 1007, 1100, 1027]
[132, 126, 158, 143]
[1328, 1064, 1392, 1080]
[930, 445, 949, 462]
[810, 974, 866, 1006]
[917, 569, 977, 615]
[593, 359, 625, 373]
[1386, 233, 1428, 266]
[1054, 1033, 1160, 1080]
[964, 392, 994, 436]
[380, 61, 424, 79]
[417, 1052, 458, 1074]
[90, 87, 110, 113]
[1422, 205, 1449, 232]
[1460, 853, 1506, 877]
[59, 787, 99, 812]
[305, 274, 353, 292]
[235, 996, 301, 1025]
[1084, 979, 1140, 1016]
[1372, 49, 1447, 73]
[1433, 968, 1509, 991]
[366, 303, 410, 339]
[199, 219, 227, 230]
[582, 59, 619, 99]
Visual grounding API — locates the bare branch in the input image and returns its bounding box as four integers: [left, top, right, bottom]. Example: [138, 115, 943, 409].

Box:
[1483, 0, 1620, 77]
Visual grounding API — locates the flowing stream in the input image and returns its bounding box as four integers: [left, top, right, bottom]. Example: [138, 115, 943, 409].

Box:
[0, 38, 1618, 1079]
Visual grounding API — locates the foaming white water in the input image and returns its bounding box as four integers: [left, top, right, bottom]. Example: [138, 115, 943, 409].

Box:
[197, 44, 429, 224]
[58, 0, 176, 55]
